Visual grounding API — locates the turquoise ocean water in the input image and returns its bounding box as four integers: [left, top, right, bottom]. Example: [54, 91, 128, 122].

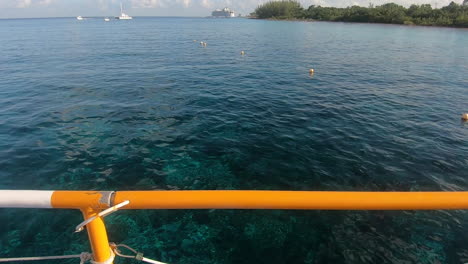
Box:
[0, 17, 468, 263]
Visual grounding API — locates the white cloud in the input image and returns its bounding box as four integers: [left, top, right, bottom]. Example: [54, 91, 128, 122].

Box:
[182, 0, 191, 8]
[201, 0, 212, 8]
[0, 0, 464, 18]
[97, 0, 109, 9]
[16, 0, 32, 8]
[38, 0, 53, 5]
[131, 0, 161, 8]
[10, 0, 54, 8]
[131, 0, 193, 8]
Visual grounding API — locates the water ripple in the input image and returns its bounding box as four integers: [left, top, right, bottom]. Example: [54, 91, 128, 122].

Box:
[0, 18, 467, 263]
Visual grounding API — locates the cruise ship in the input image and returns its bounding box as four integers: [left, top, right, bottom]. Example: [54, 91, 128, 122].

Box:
[211, 7, 235, 18]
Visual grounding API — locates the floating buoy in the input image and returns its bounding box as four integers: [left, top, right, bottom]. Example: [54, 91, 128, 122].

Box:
[241, 51, 245, 55]
[200, 41, 204, 45]
[309, 69, 315, 74]
[462, 113, 468, 121]
[193, 40, 197, 42]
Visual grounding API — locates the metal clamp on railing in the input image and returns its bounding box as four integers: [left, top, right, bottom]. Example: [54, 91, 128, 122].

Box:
[75, 200, 130, 233]
[110, 243, 168, 264]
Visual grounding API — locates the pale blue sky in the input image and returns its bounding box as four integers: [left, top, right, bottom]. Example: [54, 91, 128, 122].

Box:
[0, 0, 461, 18]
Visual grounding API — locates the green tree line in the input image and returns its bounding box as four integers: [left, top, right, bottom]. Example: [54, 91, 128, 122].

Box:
[253, 0, 468, 27]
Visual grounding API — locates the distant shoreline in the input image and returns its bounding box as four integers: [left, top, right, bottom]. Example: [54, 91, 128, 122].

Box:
[249, 17, 315, 22]
[253, 1, 468, 28]
[250, 17, 468, 29]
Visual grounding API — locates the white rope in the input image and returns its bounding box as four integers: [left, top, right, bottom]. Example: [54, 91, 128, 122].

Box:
[141, 257, 168, 264]
[0, 242, 163, 264]
[0, 250, 116, 264]
[0, 252, 93, 263]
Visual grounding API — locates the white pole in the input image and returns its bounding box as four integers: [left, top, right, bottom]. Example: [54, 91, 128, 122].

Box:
[0, 190, 53, 208]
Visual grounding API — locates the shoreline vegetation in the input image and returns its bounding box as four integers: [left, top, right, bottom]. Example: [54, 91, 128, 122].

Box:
[251, 0, 468, 27]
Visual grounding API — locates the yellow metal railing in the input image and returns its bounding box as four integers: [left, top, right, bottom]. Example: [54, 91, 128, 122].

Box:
[2, 190, 468, 263]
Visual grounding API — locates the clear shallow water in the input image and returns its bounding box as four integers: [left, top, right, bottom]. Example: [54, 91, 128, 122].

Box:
[0, 17, 468, 263]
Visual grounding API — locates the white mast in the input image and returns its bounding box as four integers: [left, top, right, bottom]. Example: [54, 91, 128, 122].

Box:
[116, 2, 132, 19]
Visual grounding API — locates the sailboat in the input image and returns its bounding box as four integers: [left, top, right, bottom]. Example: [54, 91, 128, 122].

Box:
[116, 3, 132, 20]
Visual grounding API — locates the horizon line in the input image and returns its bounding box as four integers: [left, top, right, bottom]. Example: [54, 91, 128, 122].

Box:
[0, 15, 212, 20]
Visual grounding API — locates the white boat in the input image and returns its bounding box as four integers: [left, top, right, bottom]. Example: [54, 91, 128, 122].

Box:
[211, 7, 235, 18]
[104, 18, 110, 22]
[76, 16, 83, 20]
[116, 3, 132, 20]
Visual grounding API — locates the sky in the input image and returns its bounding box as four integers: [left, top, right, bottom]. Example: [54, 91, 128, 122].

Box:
[0, 0, 462, 18]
